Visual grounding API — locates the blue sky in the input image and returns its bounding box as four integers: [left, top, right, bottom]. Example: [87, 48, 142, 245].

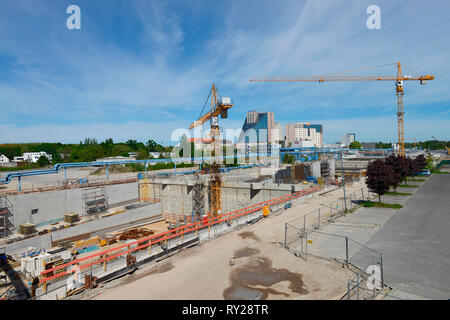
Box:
[0, 0, 449, 145]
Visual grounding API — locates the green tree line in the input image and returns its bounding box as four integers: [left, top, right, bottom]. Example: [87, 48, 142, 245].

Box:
[0, 138, 173, 165]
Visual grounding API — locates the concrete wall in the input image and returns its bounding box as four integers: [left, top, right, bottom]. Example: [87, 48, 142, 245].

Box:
[8, 182, 138, 227]
[5, 202, 161, 254]
[140, 179, 310, 216]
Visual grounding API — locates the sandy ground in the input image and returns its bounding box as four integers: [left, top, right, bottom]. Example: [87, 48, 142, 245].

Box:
[88, 180, 367, 300]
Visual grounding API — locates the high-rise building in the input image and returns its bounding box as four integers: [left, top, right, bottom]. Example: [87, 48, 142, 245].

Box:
[236, 111, 282, 154]
[237, 111, 279, 144]
[285, 123, 323, 148]
[341, 133, 356, 147]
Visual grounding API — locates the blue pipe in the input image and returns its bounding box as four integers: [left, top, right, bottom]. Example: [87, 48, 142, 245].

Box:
[0, 148, 399, 185]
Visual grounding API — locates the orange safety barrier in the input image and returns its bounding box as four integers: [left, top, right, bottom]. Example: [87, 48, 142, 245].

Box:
[39, 186, 319, 283]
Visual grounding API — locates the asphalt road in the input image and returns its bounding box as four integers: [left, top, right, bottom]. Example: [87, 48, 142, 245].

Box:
[364, 172, 450, 299]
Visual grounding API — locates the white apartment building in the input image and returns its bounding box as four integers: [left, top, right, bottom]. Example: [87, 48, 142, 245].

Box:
[341, 133, 356, 147]
[0, 154, 10, 164]
[19, 151, 52, 163]
[285, 123, 323, 148]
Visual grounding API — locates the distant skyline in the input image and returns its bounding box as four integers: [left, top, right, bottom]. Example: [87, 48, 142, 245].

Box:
[0, 0, 449, 145]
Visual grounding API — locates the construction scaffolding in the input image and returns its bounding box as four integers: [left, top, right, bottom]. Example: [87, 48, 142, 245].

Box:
[82, 186, 108, 217]
[0, 195, 14, 242]
[1, 194, 14, 299]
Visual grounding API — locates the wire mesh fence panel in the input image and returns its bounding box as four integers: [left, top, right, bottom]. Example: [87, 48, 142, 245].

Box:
[284, 223, 307, 259]
[304, 229, 348, 261]
[347, 238, 383, 285]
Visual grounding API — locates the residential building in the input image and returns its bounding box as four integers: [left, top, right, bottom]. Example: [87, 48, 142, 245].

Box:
[20, 152, 52, 163]
[285, 123, 323, 148]
[341, 133, 356, 147]
[0, 154, 10, 164]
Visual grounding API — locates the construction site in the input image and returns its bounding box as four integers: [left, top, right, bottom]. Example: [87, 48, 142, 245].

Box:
[1, 61, 447, 301]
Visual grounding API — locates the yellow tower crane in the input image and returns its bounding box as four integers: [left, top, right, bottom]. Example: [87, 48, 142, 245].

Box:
[250, 62, 434, 157]
[190, 84, 233, 217]
[432, 136, 450, 155]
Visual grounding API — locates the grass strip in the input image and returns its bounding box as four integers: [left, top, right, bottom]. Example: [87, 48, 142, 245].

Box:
[385, 192, 412, 196]
[361, 201, 403, 209]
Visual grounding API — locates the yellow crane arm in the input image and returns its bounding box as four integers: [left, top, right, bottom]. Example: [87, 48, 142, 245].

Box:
[189, 104, 233, 129]
[250, 74, 434, 82]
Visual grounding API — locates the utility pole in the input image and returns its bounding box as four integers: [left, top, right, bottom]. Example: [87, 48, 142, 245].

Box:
[340, 152, 348, 212]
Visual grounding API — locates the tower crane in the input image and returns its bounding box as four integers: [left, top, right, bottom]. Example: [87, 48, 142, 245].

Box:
[190, 83, 233, 217]
[250, 62, 434, 157]
[432, 136, 450, 155]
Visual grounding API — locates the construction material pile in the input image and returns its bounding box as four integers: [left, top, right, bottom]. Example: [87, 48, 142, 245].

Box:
[117, 228, 154, 241]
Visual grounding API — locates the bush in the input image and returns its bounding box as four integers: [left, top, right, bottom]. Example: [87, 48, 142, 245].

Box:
[37, 155, 50, 166]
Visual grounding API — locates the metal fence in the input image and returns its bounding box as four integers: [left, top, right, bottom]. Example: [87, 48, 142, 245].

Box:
[283, 187, 390, 299]
[286, 187, 375, 232]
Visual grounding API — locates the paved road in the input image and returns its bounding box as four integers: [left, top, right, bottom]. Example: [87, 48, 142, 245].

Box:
[364, 173, 450, 299]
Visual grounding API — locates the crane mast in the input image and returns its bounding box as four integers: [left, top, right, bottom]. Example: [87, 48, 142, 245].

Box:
[190, 84, 233, 217]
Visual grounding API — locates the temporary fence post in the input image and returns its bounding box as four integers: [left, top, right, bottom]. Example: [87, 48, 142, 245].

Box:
[318, 209, 320, 229]
[380, 254, 384, 289]
[345, 237, 349, 265]
[347, 282, 351, 300]
[284, 223, 287, 248]
[356, 273, 360, 300]
[305, 230, 308, 261]
[361, 188, 364, 200]
[303, 215, 306, 230]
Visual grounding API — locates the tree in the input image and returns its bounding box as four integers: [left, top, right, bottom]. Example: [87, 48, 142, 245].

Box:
[366, 159, 396, 203]
[414, 154, 426, 171]
[146, 139, 158, 152]
[83, 138, 97, 146]
[37, 155, 50, 166]
[282, 154, 295, 164]
[384, 155, 408, 191]
[424, 154, 434, 170]
[349, 141, 362, 149]
[126, 139, 138, 151]
[51, 153, 62, 165]
[404, 157, 420, 182]
[137, 148, 149, 160]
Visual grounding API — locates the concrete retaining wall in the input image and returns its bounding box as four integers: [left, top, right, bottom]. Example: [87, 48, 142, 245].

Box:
[140, 179, 311, 216]
[8, 182, 138, 227]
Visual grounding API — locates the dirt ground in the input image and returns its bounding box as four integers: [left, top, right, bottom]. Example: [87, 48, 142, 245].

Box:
[89, 180, 367, 300]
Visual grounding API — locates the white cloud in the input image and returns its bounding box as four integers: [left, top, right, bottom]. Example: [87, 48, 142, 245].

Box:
[0, 0, 448, 143]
